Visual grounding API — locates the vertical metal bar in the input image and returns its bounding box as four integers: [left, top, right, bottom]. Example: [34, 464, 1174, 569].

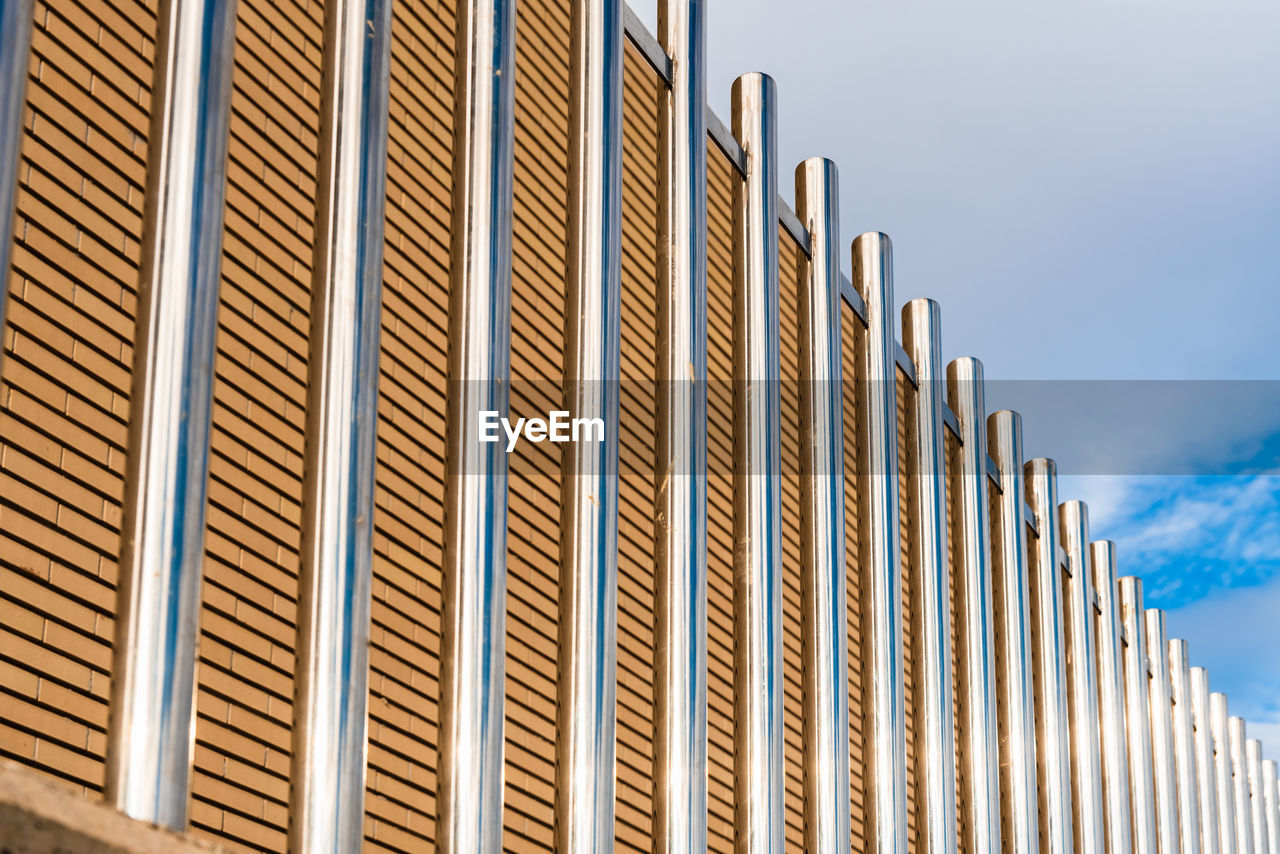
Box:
[1059, 501, 1106, 854]
[437, 0, 516, 851]
[987, 410, 1039, 854]
[1168, 639, 1203, 854]
[853, 230, 905, 854]
[290, 0, 393, 847]
[105, 0, 238, 829]
[1191, 668, 1223, 854]
[1229, 717, 1256, 853]
[947, 357, 1001, 854]
[1249, 739, 1268, 854]
[731, 71, 782, 854]
[1093, 541, 1134, 854]
[796, 158, 851, 854]
[1025, 458, 1072, 854]
[654, 3, 707, 852]
[1146, 611, 1182, 854]
[557, 0, 623, 849]
[1262, 759, 1279, 854]
[0, 0, 33, 305]
[902, 299, 955, 854]
[1119, 578, 1158, 853]
[1208, 693, 1238, 852]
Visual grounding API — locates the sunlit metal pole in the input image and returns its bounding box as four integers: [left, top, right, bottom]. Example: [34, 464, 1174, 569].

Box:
[1118, 577, 1158, 853]
[1191, 668, 1223, 854]
[437, 1, 516, 851]
[1262, 758, 1279, 854]
[1146, 611, 1182, 854]
[1229, 717, 1256, 853]
[105, 0, 238, 830]
[796, 157, 851, 854]
[289, 0, 393, 848]
[731, 71, 783, 854]
[948, 357, 1001, 854]
[1209, 693, 1238, 852]
[854, 230, 905, 854]
[1249, 739, 1268, 854]
[557, 0, 623, 849]
[1168, 639, 1203, 854]
[903, 298, 956, 854]
[1093, 541, 1133, 854]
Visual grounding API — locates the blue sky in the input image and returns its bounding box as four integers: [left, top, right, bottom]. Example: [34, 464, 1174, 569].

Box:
[634, 0, 1280, 752]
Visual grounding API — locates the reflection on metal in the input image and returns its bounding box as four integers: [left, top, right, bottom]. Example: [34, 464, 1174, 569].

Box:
[1146, 611, 1182, 854]
[1192, 668, 1223, 854]
[1092, 541, 1134, 854]
[1250, 739, 1268, 854]
[1060, 501, 1106, 854]
[853, 230, 905, 854]
[1229, 717, 1256, 852]
[947, 357, 1001, 854]
[437, 0, 516, 851]
[557, 0, 623, 850]
[1168, 639, 1204, 854]
[1263, 759, 1279, 854]
[903, 298, 956, 853]
[988, 410, 1039, 854]
[1119, 578, 1158, 853]
[1025, 458, 1071, 854]
[105, 0, 238, 830]
[0, 0, 33, 314]
[1209, 693, 1238, 852]
[290, 0, 393, 846]
[795, 157, 850, 854]
[731, 71, 783, 854]
[653, 2, 708, 851]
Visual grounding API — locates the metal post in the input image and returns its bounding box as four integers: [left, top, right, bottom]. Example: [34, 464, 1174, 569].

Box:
[105, 0, 238, 829]
[653, 3, 708, 852]
[1092, 541, 1134, 854]
[902, 298, 955, 854]
[1249, 739, 1268, 854]
[1146, 611, 1182, 854]
[796, 157, 851, 854]
[853, 231, 905, 854]
[0, 0, 34, 306]
[731, 71, 783, 854]
[1059, 500, 1106, 854]
[1168, 639, 1203, 854]
[557, 0, 623, 849]
[1191, 668, 1223, 854]
[1118, 578, 1158, 853]
[988, 410, 1039, 854]
[947, 357, 1001, 854]
[1025, 458, 1071, 854]
[437, 0, 516, 851]
[1262, 759, 1279, 854]
[1209, 693, 1238, 852]
[1229, 717, 1256, 853]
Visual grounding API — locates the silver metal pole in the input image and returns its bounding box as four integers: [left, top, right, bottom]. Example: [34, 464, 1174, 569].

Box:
[654, 3, 707, 852]
[290, 0, 393, 848]
[902, 298, 956, 854]
[1025, 458, 1071, 854]
[1118, 578, 1158, 854]
[437, 0, 516, 850]
[853, 230, 905, 854]
[1092, 541, 1134, 854]
[0, 0, 33, 306]
[1146, 611, 1182, 854]
[796, 157, 851, 854]
[987, 410, 1039, 854]
[557, 0, 623, 849]
[1249, 739, 1267, 854]
[731, 71, 783, 854]
[105, 0, 238, 829]
[1229, 717, 1256, 853]
[1263, 758, 1279, 854]
[1191, 668, 1223, 854]
[1060, 501, 1106, 854]
[1209, 693, 1238, 852]
[947, 357, 1001, 854]
[1168, 639, 1203, 854]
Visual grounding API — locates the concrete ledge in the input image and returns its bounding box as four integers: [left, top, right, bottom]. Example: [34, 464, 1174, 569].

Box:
[0, 760, 226, 854]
